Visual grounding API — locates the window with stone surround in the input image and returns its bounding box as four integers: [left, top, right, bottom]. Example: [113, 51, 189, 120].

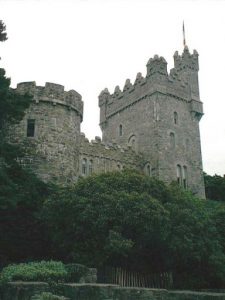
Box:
[183, 166, 188, 189]
[27, 119, 35, 137]
[119, 124, 123, 136]
[170, 132, 175, 148]
[174, 112, 178, 125]
[128, 135, 137, 152]
[176, 164, 188, 188]
[176, 164, 182, 185]
[89, 160, 93, 174]
[82, 158, 87, 175]
[144, 163, 151, 176]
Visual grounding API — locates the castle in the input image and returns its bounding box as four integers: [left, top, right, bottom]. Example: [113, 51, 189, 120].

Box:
[11, 46, 205, 198]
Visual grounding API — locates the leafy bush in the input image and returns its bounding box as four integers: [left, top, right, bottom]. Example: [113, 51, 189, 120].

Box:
[0, 261, 67, 283]
[31, 292, 69, 300]
[65, 263, 89, 283]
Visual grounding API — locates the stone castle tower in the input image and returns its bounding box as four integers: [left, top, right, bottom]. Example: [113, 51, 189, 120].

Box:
[10, 46, 205, 198]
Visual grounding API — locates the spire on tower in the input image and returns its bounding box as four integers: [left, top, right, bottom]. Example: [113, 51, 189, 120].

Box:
[183, 21, 186, 47]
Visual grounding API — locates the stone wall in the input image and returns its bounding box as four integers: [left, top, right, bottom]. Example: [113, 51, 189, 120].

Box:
[99, 48, 205, 198]
[79, 134, 143, 177]
[2, 283, 225, 300]
[8, 82, 83, 185]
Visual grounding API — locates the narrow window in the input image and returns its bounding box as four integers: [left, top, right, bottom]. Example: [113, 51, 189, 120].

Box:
[183, 166, 187, 189]
[89, 160, 93, 175]
[128, 135, 137, 152]
[82, 158, 87, 175]
[144, 163, 151, 176]
[170, 132, 175, 149]
[27, 119, 35, 137]
[119, 124, 123, 136]
[176, 164, 182, 185]
[174, 112, 178, 125]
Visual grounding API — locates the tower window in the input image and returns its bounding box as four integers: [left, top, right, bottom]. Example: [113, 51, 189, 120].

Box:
[174, 112, 178, 125]
[183, 166, 188, 189]
[82, 158, 87, 175]
[119, 124, 123, 136]
[89, 160, 93, 175]
[170, 132, 175, 149]
[27, 119, 35, 137]
[128, 135, 137, 152]
[176, 164, 182, 185]
[144, 163, 151, 176]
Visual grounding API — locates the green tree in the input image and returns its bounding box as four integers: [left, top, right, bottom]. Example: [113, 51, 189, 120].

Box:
[204, 173, 225, 202]
[42, 171, 225, 289]
[0, 21, 52, 266]
[42, 171, 170, 271]
[0, 20, 7, 42]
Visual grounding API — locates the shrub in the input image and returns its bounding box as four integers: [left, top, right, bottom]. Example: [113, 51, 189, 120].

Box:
[65, 263, 89, 283]
[31, 292, 69, 300]
[0, 261, 67, 283]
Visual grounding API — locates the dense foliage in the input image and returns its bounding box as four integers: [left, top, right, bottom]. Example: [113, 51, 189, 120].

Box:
[42, 171, 225, 289]
[0, 261, 91, 286]
[0, 261, 67, 284]
[1, 19, 225, 290]
[204, 173, 225, 202]
[0, 21, 52, 266]
[0, 20, 7, 42]
[31, 292, 68, 300]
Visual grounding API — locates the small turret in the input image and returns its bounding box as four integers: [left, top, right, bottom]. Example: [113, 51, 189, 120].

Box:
[146, 55, 168, 78]
[99, 88, 110, 126]
[98, 88, 110, 107]
[173, 47, 200, 99]
[174, 46, 199, 72]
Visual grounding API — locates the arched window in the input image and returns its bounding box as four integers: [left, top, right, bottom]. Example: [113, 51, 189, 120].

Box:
[119, 124, 123, 136]
[89, 160, 93, 175]
[174, 112, 178, 125]
[82, 158, 87, 175]
[128, 135, 137, 152]
[170, 132, 175, 149]
[27, 119, 35, 137]
[183, 166, 187, 189]
[144, 163, 151, 176]
[176, 164, 182, 185]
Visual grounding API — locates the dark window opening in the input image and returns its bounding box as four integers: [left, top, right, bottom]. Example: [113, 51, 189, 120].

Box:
[119, 124, 123, 136]
[82, 159, 87, 175]
[89, 160, 93, 174]
[27, 119, 35, 137]
[174, 112, 178, 125]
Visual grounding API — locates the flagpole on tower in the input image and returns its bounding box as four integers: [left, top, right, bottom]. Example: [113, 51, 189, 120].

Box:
[183, 21, 186, 47]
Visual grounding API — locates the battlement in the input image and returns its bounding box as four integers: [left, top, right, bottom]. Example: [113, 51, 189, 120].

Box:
[146, 55, 168, 77]
[174, 46, 199, 71]
[16, 81, 83, 120]
[99, 52, 195, 124]
[80, 133, 143, 166]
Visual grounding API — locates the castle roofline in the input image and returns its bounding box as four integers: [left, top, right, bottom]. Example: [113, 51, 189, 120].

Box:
[15, 81, 83, 120]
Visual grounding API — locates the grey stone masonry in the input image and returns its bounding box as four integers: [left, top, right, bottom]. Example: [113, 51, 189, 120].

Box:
[9, 46, 205, 198]
[79, 133, 143, 177]
[99, 46, 205, 198]
[9, 81, 83, 185]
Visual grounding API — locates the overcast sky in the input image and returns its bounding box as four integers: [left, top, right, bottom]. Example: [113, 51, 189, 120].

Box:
[1, 0, 225, 176]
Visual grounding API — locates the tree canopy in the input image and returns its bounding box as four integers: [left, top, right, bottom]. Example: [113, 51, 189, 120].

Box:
[42, 170, 225, 289]
[0, 21, 52, 267]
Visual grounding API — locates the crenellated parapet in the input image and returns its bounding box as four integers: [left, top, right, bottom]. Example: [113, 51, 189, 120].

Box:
[79, 133, 143, 174]
[174, 46, 199, 72]
[146, 55, 168, 77]
[98, 52, 198, 125]
[15, 81, 83, 121]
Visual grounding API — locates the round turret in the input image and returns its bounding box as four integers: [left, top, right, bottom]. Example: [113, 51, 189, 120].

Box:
[10, 81, 83, 185]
